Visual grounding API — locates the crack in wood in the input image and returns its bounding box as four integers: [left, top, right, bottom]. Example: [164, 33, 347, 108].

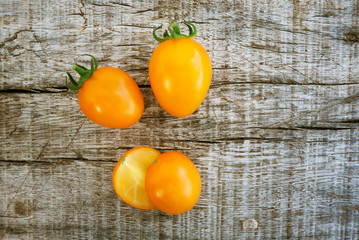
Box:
[90, 1, 132, 8]
[8, 127, 17, 136]
[66, 120, 86, 149]
[332, 119, 359, 124]
[210, 82, 359, 87]
[133, 9, 155, 14]
[0, 88, 68, 94]
[2, 165, 36, 216]
[0, 158, 114, 164]
[0, 215, 30, 219]
[68, 0, 88, 31]
[241, 55, 300, 85]
[256, 91, 359, 137]
[0, 29, 33, 48]
[252, 126, 354, 131]
[35, 142, 49, 160]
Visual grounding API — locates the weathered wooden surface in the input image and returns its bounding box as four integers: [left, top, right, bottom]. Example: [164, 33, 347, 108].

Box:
[1, 0, 359, 239]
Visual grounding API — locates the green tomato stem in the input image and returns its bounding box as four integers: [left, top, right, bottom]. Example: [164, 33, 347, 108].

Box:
[65, 54, 98, 91]
[152, 20, 197, 42]
[72, 64, 87, 76]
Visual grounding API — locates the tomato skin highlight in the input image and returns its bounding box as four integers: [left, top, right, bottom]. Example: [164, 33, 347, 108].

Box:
[145, 151, 201, 215]
[78, 67, 144, 128]
[149, 38, 212, 117]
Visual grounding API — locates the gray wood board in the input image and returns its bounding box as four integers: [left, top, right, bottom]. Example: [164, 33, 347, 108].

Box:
[1, 0, 359, 239]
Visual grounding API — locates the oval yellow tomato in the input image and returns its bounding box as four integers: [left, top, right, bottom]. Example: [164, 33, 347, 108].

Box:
[145, 151, 201, 214]
[149, 21, 212, 117]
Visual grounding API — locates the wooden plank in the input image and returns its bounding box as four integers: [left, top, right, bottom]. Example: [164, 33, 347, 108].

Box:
[1, 0, 359, 238]
[0, 148, 358, 239]
[1, 84, 359, 162]
[1, 0, 358, 90]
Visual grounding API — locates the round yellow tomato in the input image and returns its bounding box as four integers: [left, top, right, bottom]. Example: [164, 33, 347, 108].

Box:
[145, 151, 201, 214]
[66, 55, 144, 128]
[78, 67, 144, 128]
[149, 21, 212, 117]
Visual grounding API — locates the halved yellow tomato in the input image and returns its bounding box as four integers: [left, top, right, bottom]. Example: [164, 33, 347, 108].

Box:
[112, 147, 161, 209]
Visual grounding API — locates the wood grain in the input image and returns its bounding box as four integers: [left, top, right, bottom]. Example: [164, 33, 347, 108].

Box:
[1, 0, 359, 239]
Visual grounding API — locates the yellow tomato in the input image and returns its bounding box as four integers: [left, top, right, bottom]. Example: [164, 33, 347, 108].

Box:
[113, 147, 161, 210]
[149, 21, 212, 117]
[145, 151, 201, 214]
[78, 67, 144, 128]
[66, 55, 144, 128]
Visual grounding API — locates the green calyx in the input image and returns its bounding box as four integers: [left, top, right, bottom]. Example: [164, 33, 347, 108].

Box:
[153, 20, 197, 42]
[66, 54, 98, 91]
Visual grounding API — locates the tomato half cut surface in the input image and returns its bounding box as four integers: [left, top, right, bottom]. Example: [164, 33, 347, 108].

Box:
[113, 147, 161, 210]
